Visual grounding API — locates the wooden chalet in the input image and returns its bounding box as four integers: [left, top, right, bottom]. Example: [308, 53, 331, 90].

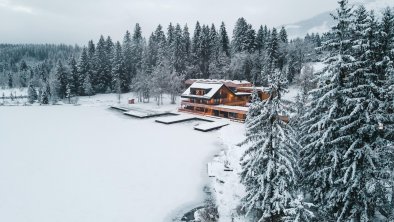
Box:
[179, 79, 271, 121]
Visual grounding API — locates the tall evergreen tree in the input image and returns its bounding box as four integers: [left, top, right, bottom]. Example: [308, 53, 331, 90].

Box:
[255, 25, 266, 53]
[94, 35, 111, 93]
[219, 22, 230, 57]
[182, 24, 191, 62]
[232, 17, 248, 53]
[240, 69, 299, 221]
[170, 24, 186, 73]
[263, 28, 280, 79]
[279, 27, 288, 43]
[69, 57, 79, 96]
[77, 47, 90, 95]
[112, 41, 128, 93]
[301, 2, 394, 220]
[123, 30, 133, 90]
[55, 61, 68, 99]
[131, 24, 144, 81]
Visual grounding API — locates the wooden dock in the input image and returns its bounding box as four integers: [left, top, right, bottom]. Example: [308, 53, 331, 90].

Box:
[123, 108, 176, 119]
[155, 114, 213, 124]
[109, 106, 130, 112]
[194, 122, 229, 132]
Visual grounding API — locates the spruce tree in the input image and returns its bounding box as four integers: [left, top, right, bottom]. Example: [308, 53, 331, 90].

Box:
[301, 1, 394, 220]
[264, 28, 279, 78]
[191, 21, 203, 78]
[105, 36, 114, 90]
[77, 47, 90, 95]
[112, 41, 127, 93]
[279, 27, 288, 43]
[170, 24, 186, 73]
[27, 84, 37, 104]
[240, 69, 299, 221]
[55, 61, 68, 99]
[7, 72, 13, 88]
[255, 25, 265, 53]
[182, 24, 191, 63]
[123, 30, 133, 90]
[94, 35, 111, 93]
[219, 22, 230, 57]
[83, 74, 94, 96]
[131, 24, 144, 81]
[232, 17, 250, 53]
[69, 57, 79, 96]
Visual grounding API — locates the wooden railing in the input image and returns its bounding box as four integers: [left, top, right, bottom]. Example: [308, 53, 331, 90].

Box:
[182, 99, 247, 106]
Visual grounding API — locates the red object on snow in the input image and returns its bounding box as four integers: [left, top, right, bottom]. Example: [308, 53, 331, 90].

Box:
[128, 99, 135, 104]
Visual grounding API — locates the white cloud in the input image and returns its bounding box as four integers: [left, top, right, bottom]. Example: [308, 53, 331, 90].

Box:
[0, 0, 35, 14]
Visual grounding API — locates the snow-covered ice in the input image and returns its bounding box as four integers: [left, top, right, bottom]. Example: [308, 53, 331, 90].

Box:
[0, 104, 223, 222]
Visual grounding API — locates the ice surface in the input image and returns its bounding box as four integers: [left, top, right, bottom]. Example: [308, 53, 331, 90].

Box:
[0, 105, 221, 222]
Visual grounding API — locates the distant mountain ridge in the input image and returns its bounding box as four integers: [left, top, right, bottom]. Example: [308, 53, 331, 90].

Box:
[284, 0, 394, 39]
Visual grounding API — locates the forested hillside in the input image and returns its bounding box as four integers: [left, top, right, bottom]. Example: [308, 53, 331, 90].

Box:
[239, 1, 394, 221]
[0, 19, 322, 104]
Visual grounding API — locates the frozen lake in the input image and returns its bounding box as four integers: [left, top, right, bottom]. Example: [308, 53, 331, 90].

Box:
[0, 106, 221, 222]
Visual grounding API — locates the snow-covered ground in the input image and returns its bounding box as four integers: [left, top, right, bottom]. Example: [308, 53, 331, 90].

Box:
[0, 87, 27, 97]
[209, 123, 247, 222]
[0, 93, 229, 222]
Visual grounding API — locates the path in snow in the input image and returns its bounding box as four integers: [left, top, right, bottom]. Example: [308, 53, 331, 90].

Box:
[0, 106, 222, 222]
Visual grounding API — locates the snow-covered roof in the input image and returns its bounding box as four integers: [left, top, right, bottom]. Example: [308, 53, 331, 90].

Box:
[235, 92, 251, 96]
[181, 82, 224, 99]
[237, 86, 270, 92]
[185, 79, 252, 87]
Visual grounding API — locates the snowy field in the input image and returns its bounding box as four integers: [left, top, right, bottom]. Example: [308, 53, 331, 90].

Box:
[0, 103, 230, 222]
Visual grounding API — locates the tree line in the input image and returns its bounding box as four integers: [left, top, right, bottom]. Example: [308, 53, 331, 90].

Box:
[1, 18, 322, 104]
[240, 1, 394, 221]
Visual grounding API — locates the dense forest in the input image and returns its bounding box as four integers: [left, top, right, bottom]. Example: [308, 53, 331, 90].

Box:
[0, 18, 322, 104]
[240, 1, 394, 221]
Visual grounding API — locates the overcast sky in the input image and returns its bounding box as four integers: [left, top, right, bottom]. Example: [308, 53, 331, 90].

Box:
[0, 0, 344, 45]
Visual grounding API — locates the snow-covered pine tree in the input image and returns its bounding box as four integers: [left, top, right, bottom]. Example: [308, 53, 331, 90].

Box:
[200, 24, 211, 78]
[265, 28, 279, 76]
[239, 87, 262, 142]
[279, 27, 288, 44]
[379, 7, 393, 62]
[170, 24, 186, 73]
[122, 30, 133, 91]
[301, 2, 394, 221]
[150, 58, 170, 106]
[209, 24, 219, 65]
[167, 70, 184, 104]
[40, 81, 50, 104]
[167, 23, 175, 48]
[55, 61, 68, 99]
[111, 42, 125, 103]
[240, 69, 299, 221]
[131, 24, 144, 81]
[94, 35, 112, 93]
[111, 41, 125, 98]
[65, 83, 72, 104]
[27, 83, 37, 104]
[232, 18, 255, 53]
[105, 36, 114, 91]
[182, 24, 191, 70]
[83, 74, 94, 97]
[69, 57, 79, 96]
[87, 40, 96, 89]
[77, 47, 90, 95]
[219, 22, 230, 57]
[7, 72, 13, 88]
[282, 194, 315, 222]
